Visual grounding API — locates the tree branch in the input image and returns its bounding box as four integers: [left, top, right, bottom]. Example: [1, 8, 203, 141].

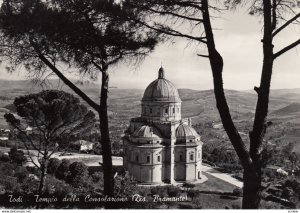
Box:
[131, 17, 207, 43]
[29, 39, 100, 111]
[146, 7, 203, 22]
[272, 13, 300, 37]
[197, 54, 209, 58]
[92, 61, 103, 72]
[273, 38, 300, 59]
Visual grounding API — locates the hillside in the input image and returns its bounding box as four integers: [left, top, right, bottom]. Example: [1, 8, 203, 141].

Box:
[1, 79, 300, 126]
[1, 79, 300, 169]
[271, 103, 300, 116]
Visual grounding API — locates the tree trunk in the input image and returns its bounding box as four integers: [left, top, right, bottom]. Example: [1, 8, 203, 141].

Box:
[36, 159, 48, 209]
[245, 0, 274, 208]
[38, 160, 47, 195]
[34, 49, 115, 197]
[201, 0, 261, 208]
[201, 0, 252, 168]
[99, 67, 114, 198]
[242, 166, 261, 209]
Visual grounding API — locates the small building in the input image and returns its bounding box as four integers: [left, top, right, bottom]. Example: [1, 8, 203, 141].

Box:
[123, 67, 203, 185]
[26, 126, 33, 135]
[73, 140, 94, 152]
[0, 137, 8, 142]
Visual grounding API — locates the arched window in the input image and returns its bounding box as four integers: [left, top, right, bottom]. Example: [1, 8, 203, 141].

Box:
[135, 154, 139, 162]
[190, 152, 194, 161]
[157, 155, 161, 162]
[146, 155, 150, 163]
[179, 153, 183, 161]
[150, 108, 152, 114]
[165, 108, 168, 114]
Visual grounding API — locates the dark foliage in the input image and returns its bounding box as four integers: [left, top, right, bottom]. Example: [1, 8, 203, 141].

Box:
[66, 162, 91, 189]
[55, 159, 71, 181]
[8, 147, 27, 165]
[47, 158, 61, 175]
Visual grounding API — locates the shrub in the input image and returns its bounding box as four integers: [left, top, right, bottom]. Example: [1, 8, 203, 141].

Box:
[282, 187, 294, 199]
[67, 162, 90, 188]
[166, 185, 181, 197]
[182, 182, 196, 189]
[187, 189, 201, 201]
[8, 147, 27, 165]
[0, 176, 21, 193]
[232, 187, 243, 197]
[150, 186, 168, 197]
[0, 151, 10, 162]
[44, 175, 74, 196]
[114, 172, 139, 197]
[55, 159, 71, 180]
[21, 176, 39, 194]
[47, 158, 61, 175]
[91, 171, 103, 183]
[14, 166, 29, 183]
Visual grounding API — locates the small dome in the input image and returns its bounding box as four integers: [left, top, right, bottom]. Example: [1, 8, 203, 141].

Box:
[133, 125, 162, 138]
[176, 124, 199, 138]
[142, 67, 181, 103]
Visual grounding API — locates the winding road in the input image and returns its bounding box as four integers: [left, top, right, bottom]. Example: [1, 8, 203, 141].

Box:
[202, 165, 243, 188]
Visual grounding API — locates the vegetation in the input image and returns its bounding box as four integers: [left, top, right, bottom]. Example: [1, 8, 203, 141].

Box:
[0, 0, 299, 209]
[123, 0, 300, 208]
[0, 0, 161, 197]
[4, 90, 96, 195]
[8, 147, 27, 165]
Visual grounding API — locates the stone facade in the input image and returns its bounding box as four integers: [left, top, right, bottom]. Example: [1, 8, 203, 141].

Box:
[123, 67, 203, 184]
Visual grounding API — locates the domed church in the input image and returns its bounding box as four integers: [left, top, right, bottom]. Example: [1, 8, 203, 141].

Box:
[123, 67, 203, 184]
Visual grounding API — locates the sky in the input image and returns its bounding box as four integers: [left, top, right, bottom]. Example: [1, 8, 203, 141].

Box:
[0, 5, 300, 91]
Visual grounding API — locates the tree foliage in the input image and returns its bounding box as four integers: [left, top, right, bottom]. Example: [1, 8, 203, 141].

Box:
[66, 162, 91, 188]
[8, 147, 27, 165]
[4, 90, 96, 195]
[0, 0, 158, 78]
[47, 158, 61, 175]
[55, 159, 71, 181]
[0, 0, 162, 197]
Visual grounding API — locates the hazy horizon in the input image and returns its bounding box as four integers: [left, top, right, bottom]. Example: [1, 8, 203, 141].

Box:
[1, 77, 300, 92]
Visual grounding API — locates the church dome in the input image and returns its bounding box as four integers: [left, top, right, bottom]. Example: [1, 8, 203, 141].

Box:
[142, 67, 181, 103]
[176, 124, 199, 138]
[133, 125, 162, 138]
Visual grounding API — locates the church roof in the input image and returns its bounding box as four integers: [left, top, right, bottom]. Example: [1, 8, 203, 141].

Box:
[133, 125, 162, 138]
[176, 123, 199, 138]
[142, 67, 181, 103]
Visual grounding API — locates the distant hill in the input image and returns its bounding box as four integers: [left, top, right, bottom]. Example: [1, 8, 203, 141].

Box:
[271, 103, 300, 116]
[1, 78, 300, 125]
